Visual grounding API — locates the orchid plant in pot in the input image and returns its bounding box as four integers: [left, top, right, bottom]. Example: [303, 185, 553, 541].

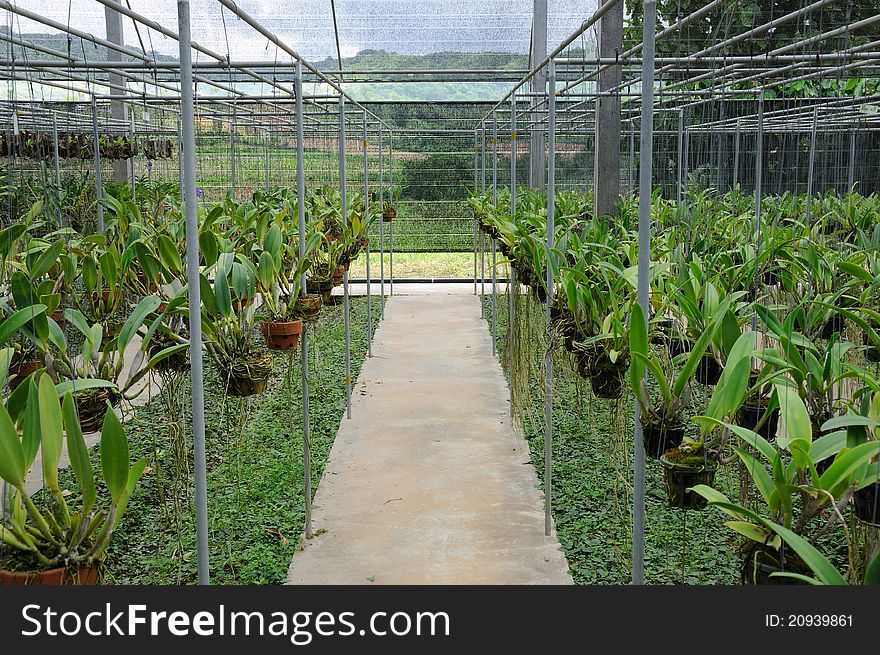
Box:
[256, 222, 321, 350]
[0, 371, 146, 584]
[201, 257, 271, 397]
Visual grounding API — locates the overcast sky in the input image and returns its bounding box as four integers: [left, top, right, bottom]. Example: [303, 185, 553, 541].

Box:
[7, 0, 597, 61]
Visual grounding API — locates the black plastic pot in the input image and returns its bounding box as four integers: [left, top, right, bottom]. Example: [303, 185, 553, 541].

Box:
[668, 337, 691, 359]
[853, 481, 880, 527]
[587, 359, 626, 399]
[820, 313, 845, 339]
[864, 331, 880, 363]
[741, 545, 808, 585]
[659, 455, 718, 510]
[641, 423, 685, 460]
[649, 319, 674, 346]
[762, 269, 780, 286]
[737, 402, 780, 440]
[695, 355, 723, 386]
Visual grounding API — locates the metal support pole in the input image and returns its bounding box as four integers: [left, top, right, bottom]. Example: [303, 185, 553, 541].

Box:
[544, 61, 556, 538]
[229, 115, 236, 197]
[633, 0, 656, 586]
[378, 129, 385, 317]
[676, 110, 683, 205]
[340, 96, 352, 419]
[492, 112, 499, 349]
[474, 130, 479, 296]
[509, 93, 517, 416]
[52, 114, 62, 226]
[755, 97, 764, 228]
[847, 130, 856, 191]
[628, 119, 635, 195]
[805, 106, 818, 228]
[91, 96, 105, 233]
[129, 106, 136, 193]
[389, 132, 394, 298]
[733, 118, 740, 189]
[264, 130, 270, 193]
[176, 0, 209, 585]
[363, 111, 372, 357]
[295, 61, 312, 541]
[177, 116, 185, 204]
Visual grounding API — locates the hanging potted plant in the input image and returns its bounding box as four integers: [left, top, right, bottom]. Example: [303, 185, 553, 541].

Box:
[628, 303, 721, 459]
[201, 268, 272, 397]
[0, 373, 147, 585]
[256, 223, 321, 350]
[820, 395, 880, 528]
[657, 328, 760, 509]
[693, 372, 880, 579]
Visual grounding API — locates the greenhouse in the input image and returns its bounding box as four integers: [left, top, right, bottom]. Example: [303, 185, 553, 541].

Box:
[0, 0, 879, 595]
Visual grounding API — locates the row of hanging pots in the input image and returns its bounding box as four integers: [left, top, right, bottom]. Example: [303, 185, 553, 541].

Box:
[0, 133, 175, 161]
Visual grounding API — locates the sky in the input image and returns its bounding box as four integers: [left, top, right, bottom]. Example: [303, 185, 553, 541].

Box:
[6, 0, 598, 62]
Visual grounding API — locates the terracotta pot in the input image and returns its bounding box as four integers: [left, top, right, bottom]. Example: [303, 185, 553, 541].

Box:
[1, 564, 100, 586]
[659, 455, 718, 510]
[231, 297, 253, 312]
[93, 289, 123, 304]
[296, 295, 322, 321]
[332, 265, 346, 287]
[261, 320, 303, 351]
[227, 373, 269, 397]
[9, 359, 42, 390]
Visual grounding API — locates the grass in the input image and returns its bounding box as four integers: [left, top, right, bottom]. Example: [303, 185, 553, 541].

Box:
[30, 298, 380, 585]
[347, 251, 508, 279]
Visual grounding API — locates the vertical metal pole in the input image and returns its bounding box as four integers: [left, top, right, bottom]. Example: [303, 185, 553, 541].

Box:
[716, 100, 725, 190]
[755, 97, 764, 228]
[52, 113, 62, 227]
[295, 61, 313, 541]
[628, 119, 634, 195]
[177, 115, 185, 203]
[509, 93, 517, 416]
[750, 96, 764, 338]
[492, 114, 501, 355]
[474, 130, 479, 296]
[544, 62, 556, 537]
[91, 96, 105, 233]
[847, 129, 856, 191]
[229, 115, 236, 197]
[633, 0, 656, 586]
[340, 96, 352, 419]
[363, 111, 372, 357]
[389, 131, 394, 298]
[264, 130, 270, 193]
[129, 106, 136, 194]
[805, 106, 818, 229]
[676, 109, 683, 205]
[176, 0, 209, 585]
[733, 118, 740, 190]
[379, 128, 385, 317]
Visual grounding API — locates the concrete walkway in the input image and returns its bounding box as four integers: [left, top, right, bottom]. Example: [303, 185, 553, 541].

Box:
[287, 295, 571, 585]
